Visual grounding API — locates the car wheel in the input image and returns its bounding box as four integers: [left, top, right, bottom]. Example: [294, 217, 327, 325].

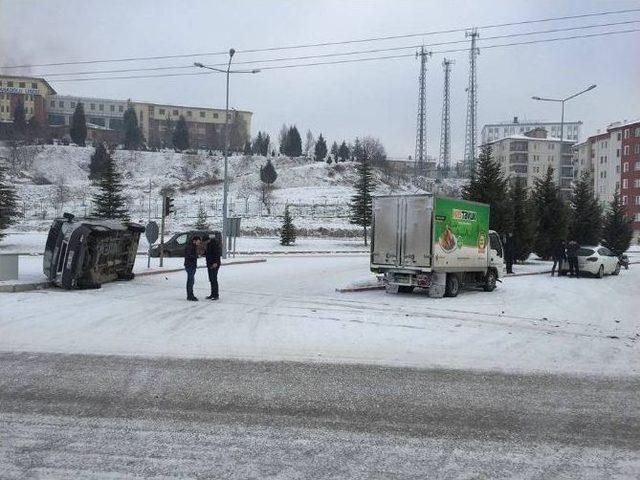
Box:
[612, 263, 621, 276]
[445, 273, 460, 297]
[483, 269, 497, 292]
[397, 285, 414, 294]
[597, 265, 604, 278]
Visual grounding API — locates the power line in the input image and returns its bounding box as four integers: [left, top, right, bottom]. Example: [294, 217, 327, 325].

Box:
[48, 28, 640, 82]
[37, 19, 640, 78]
[2, 7, 639, 69]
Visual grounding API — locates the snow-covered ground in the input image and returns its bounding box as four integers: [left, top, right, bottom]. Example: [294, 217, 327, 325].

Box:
[1, 255, 638, 377]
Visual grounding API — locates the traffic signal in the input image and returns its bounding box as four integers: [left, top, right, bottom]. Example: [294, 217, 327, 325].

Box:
[164, 196, 174, 217]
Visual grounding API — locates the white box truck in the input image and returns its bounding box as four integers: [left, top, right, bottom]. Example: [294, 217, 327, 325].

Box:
[370, 194, 505, 297]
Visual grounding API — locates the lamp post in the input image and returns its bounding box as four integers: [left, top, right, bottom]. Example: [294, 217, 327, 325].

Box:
[532, 84, 596, 141]
[194, 52, 260, 258]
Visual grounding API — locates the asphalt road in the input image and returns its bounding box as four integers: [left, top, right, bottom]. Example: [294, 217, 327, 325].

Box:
[1, 352, 639, 479]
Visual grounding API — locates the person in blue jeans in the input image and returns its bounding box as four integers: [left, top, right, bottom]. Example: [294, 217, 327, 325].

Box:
[184, 236, 202, 301]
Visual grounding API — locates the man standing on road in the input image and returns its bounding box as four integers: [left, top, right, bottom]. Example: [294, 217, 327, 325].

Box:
[551, 240, 567, 277]
[205, 234, 221, 300]
[184, 236, 202, 301]
[504, 233, 517, 274]
[566, 240, 580, 278]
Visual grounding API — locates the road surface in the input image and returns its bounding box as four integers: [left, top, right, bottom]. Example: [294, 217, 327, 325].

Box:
[1, 352, 639, 479]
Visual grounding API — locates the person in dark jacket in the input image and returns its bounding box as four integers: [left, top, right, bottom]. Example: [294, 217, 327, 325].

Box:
[204, 234, 221, 300]
[184, 236, 202, 301]
[551, 240, 566, 276]
[504, 233, 517, 274]
[566, 240, 580, 278]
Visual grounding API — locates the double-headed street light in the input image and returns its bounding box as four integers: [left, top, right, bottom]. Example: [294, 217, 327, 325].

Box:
[195, 50, 260, 258]
[531, 84, 597, 141]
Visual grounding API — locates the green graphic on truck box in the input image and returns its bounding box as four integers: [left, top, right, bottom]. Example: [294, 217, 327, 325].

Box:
[433, 197, 489, 265]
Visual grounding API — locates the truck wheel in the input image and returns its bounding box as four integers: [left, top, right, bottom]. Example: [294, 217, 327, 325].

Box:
[398, 286, 414, 294]
[484, 269, 497, 292]
[444, 274, 460, 298]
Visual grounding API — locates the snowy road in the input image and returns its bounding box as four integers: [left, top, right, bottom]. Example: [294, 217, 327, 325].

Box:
[1, 255, 639, 376]
[1, 352, 639, 479]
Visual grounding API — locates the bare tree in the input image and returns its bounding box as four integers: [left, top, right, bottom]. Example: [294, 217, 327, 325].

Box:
[304, 129, 315, 158]
[237, 176, 255, 214]
[53, 177, 70, 214]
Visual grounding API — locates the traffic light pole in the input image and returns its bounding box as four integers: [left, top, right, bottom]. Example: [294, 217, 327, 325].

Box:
[160, 194, 165, 267]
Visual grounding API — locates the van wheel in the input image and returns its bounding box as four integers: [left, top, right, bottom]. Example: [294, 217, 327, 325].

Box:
[484, 269, 497, 292]
[597, 265, 604, 278]
[398, 286, 414, 294]
[445, 274, 460, 297]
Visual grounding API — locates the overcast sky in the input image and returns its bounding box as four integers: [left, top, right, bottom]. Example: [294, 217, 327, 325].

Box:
[1, 0, 639, 159]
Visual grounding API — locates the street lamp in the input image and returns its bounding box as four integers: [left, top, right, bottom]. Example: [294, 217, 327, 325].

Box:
[531, 84, 596, 141]
[194, 50, 260, 259]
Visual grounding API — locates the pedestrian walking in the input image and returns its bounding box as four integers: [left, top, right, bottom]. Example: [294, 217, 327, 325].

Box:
[566, 240, 580, 278]
[551, 240, 567, 277]
[184, 235, 202, 301]
[205, 234, 221, 300]
[504, 233, 517, 274]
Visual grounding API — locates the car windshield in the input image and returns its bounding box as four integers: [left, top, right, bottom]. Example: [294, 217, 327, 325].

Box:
[577, 248, 595, 256]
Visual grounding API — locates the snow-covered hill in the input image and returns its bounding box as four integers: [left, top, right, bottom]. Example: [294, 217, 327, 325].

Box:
[2, 144, 453, 236]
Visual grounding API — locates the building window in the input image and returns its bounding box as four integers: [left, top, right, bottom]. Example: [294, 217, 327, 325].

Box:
[635, 145, 640, 154]
[636, 127, 640, 137]
[99, 104, 104, 111]
[635, 196, 640, 206]
[622, 196, 628, 205]
[71, 102, 75, 108]
[624, 129, 630, 139]
[19, 82, 25, 88]
[119, 105, 124, 112]
[635, 161, 640, 171]
[227, 113, 231, 120]
[617, 149, 620, 157]
[90, 103, 95, 110]
[50, 100, 55, 107]
[622, 178, 628, 188]
[617, 132, 622, 140]
[173, 110, 178, 116]
[634, 179, 640, 188]
[199, 111, 205, 118]
[187, 110, 192, 117]
[110, 105, 115, 112]
[636, 213, 640, 222]
[624, 146, 630, 155]
[59, 101, 64, 108]
[7, 81, 13, 87]
[624, 162, 629, 172]
[616, 165, 620, 174]
[159, 108, 165, 115]
[213, 113, 218, 119]
[31, 83, 37, 89]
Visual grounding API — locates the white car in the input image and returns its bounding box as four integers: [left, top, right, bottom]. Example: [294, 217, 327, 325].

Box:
[562, 245, 621, 278]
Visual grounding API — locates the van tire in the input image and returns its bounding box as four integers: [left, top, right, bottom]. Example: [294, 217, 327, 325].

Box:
[484, 269, 497, 292]
[398, 286, 414, 294]
[445, 273, 460, 298]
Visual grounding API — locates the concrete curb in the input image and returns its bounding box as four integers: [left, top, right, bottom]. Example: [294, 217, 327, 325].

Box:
[0, 281, 52, 293]
[135, 258, 267, 277]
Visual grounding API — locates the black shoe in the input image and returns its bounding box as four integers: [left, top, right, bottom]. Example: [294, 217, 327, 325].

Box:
[211, 296, 219, 301]
[206, 294, 214, 299]
[187, 296, 199, 301]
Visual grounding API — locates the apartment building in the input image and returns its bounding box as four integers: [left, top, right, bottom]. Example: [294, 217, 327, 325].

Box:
[0, 74, 56, 127]
[482, 116, 581, 145]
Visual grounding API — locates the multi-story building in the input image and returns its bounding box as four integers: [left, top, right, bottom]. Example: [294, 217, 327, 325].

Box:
[47, 95, 128, 131]
[620, 121, 640, 238]
[482, 116, 581, 145]
[485, 127, 575, 199]
[0, 75, 56, 128]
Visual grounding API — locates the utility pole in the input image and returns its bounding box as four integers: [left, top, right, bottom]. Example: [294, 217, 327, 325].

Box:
[160, 193, 165, 267]
[464, 29, 480, 177]
[414, 46, 431, 175]
[439, 58, 454, 176]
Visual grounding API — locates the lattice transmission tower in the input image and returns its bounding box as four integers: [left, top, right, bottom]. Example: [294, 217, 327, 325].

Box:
[463, 29, 480, 176]
[415, 46, 431, 174]
[439, 58, 454, 175]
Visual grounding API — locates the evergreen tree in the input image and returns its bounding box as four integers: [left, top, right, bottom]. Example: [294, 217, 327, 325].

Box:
[287, 126, 302, 157]
[278, 124, 288, 154]
[330, 141, 339, 160]
[91, 150, 129, 220]
[194, 203, 209, 230]
[338, 141, 350, 162]
[462, 144, 512, 235]
[569, 170, 601, 245]
[602, 189, 633, 255]
[88, 143, 111, 181]
[27, 116, 42, 143]
[252, 132, 264, 155]
[280, 205, 297, 246]
[0, 161, 19, 241]
[349, 154, 375, 245]
[172, 115, 189, 151]
[509, 179, 536, 261]
[12, 102, 27, 136]
[352, 138, 364, 161]
[531, 165, 568, 259]
[326, 156, 333, 164]
[70, 103, 87, 146]
[123, 103, 142, 150]
[243, 140, 252, 155]
[260, 159, 278, 185]
[314, 133, 327, 161]
[261, 133, 271, 156]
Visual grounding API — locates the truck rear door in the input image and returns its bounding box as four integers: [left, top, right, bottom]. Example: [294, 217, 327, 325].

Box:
[371, 197, 401, 266]
[400, 196, 432, 268]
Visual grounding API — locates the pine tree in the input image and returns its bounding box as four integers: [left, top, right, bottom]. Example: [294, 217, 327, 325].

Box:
[172, 115, 189, 151]
[569, 170, 601, 245]
[278, 124, 288, 154]
[314, 134, 327, 161]
[462, 144, 512, 235]
[260, 159, 278, 214]
[330, 141, 339, 160]
[509, 179, 535, 261]
[70, 103, 87, 147]
[338, 141, 350, 162]
[602, 189, 633, 255]
[0, 161, 19, 242]
[261, 133, 271, 156]
[350, 154, 375, 245]
[352, 138, 364, 162]
[244, 140, 252, 155]
[27, 116, 41, 143]
[12, 102, 27, 136]
[91, 150, 129, 220]
[287, 126, 302, 157]
[123, 103, 142, 150]
[531, 165, 568, 259]
[194, 203, 209, 230]
[88, 143, 110, 181]
[280, 205, 297, 246]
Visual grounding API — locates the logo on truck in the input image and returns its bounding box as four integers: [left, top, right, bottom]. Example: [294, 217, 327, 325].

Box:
[452, 209, 477, 222]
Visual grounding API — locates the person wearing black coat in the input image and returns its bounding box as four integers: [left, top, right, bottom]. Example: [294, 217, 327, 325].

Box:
[551, 240, 566, 277]
[566, 240, 581, 278]
[205, 235, 221, 300]
[504, 233, 517, 274]
[184, 236, 202, 301]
